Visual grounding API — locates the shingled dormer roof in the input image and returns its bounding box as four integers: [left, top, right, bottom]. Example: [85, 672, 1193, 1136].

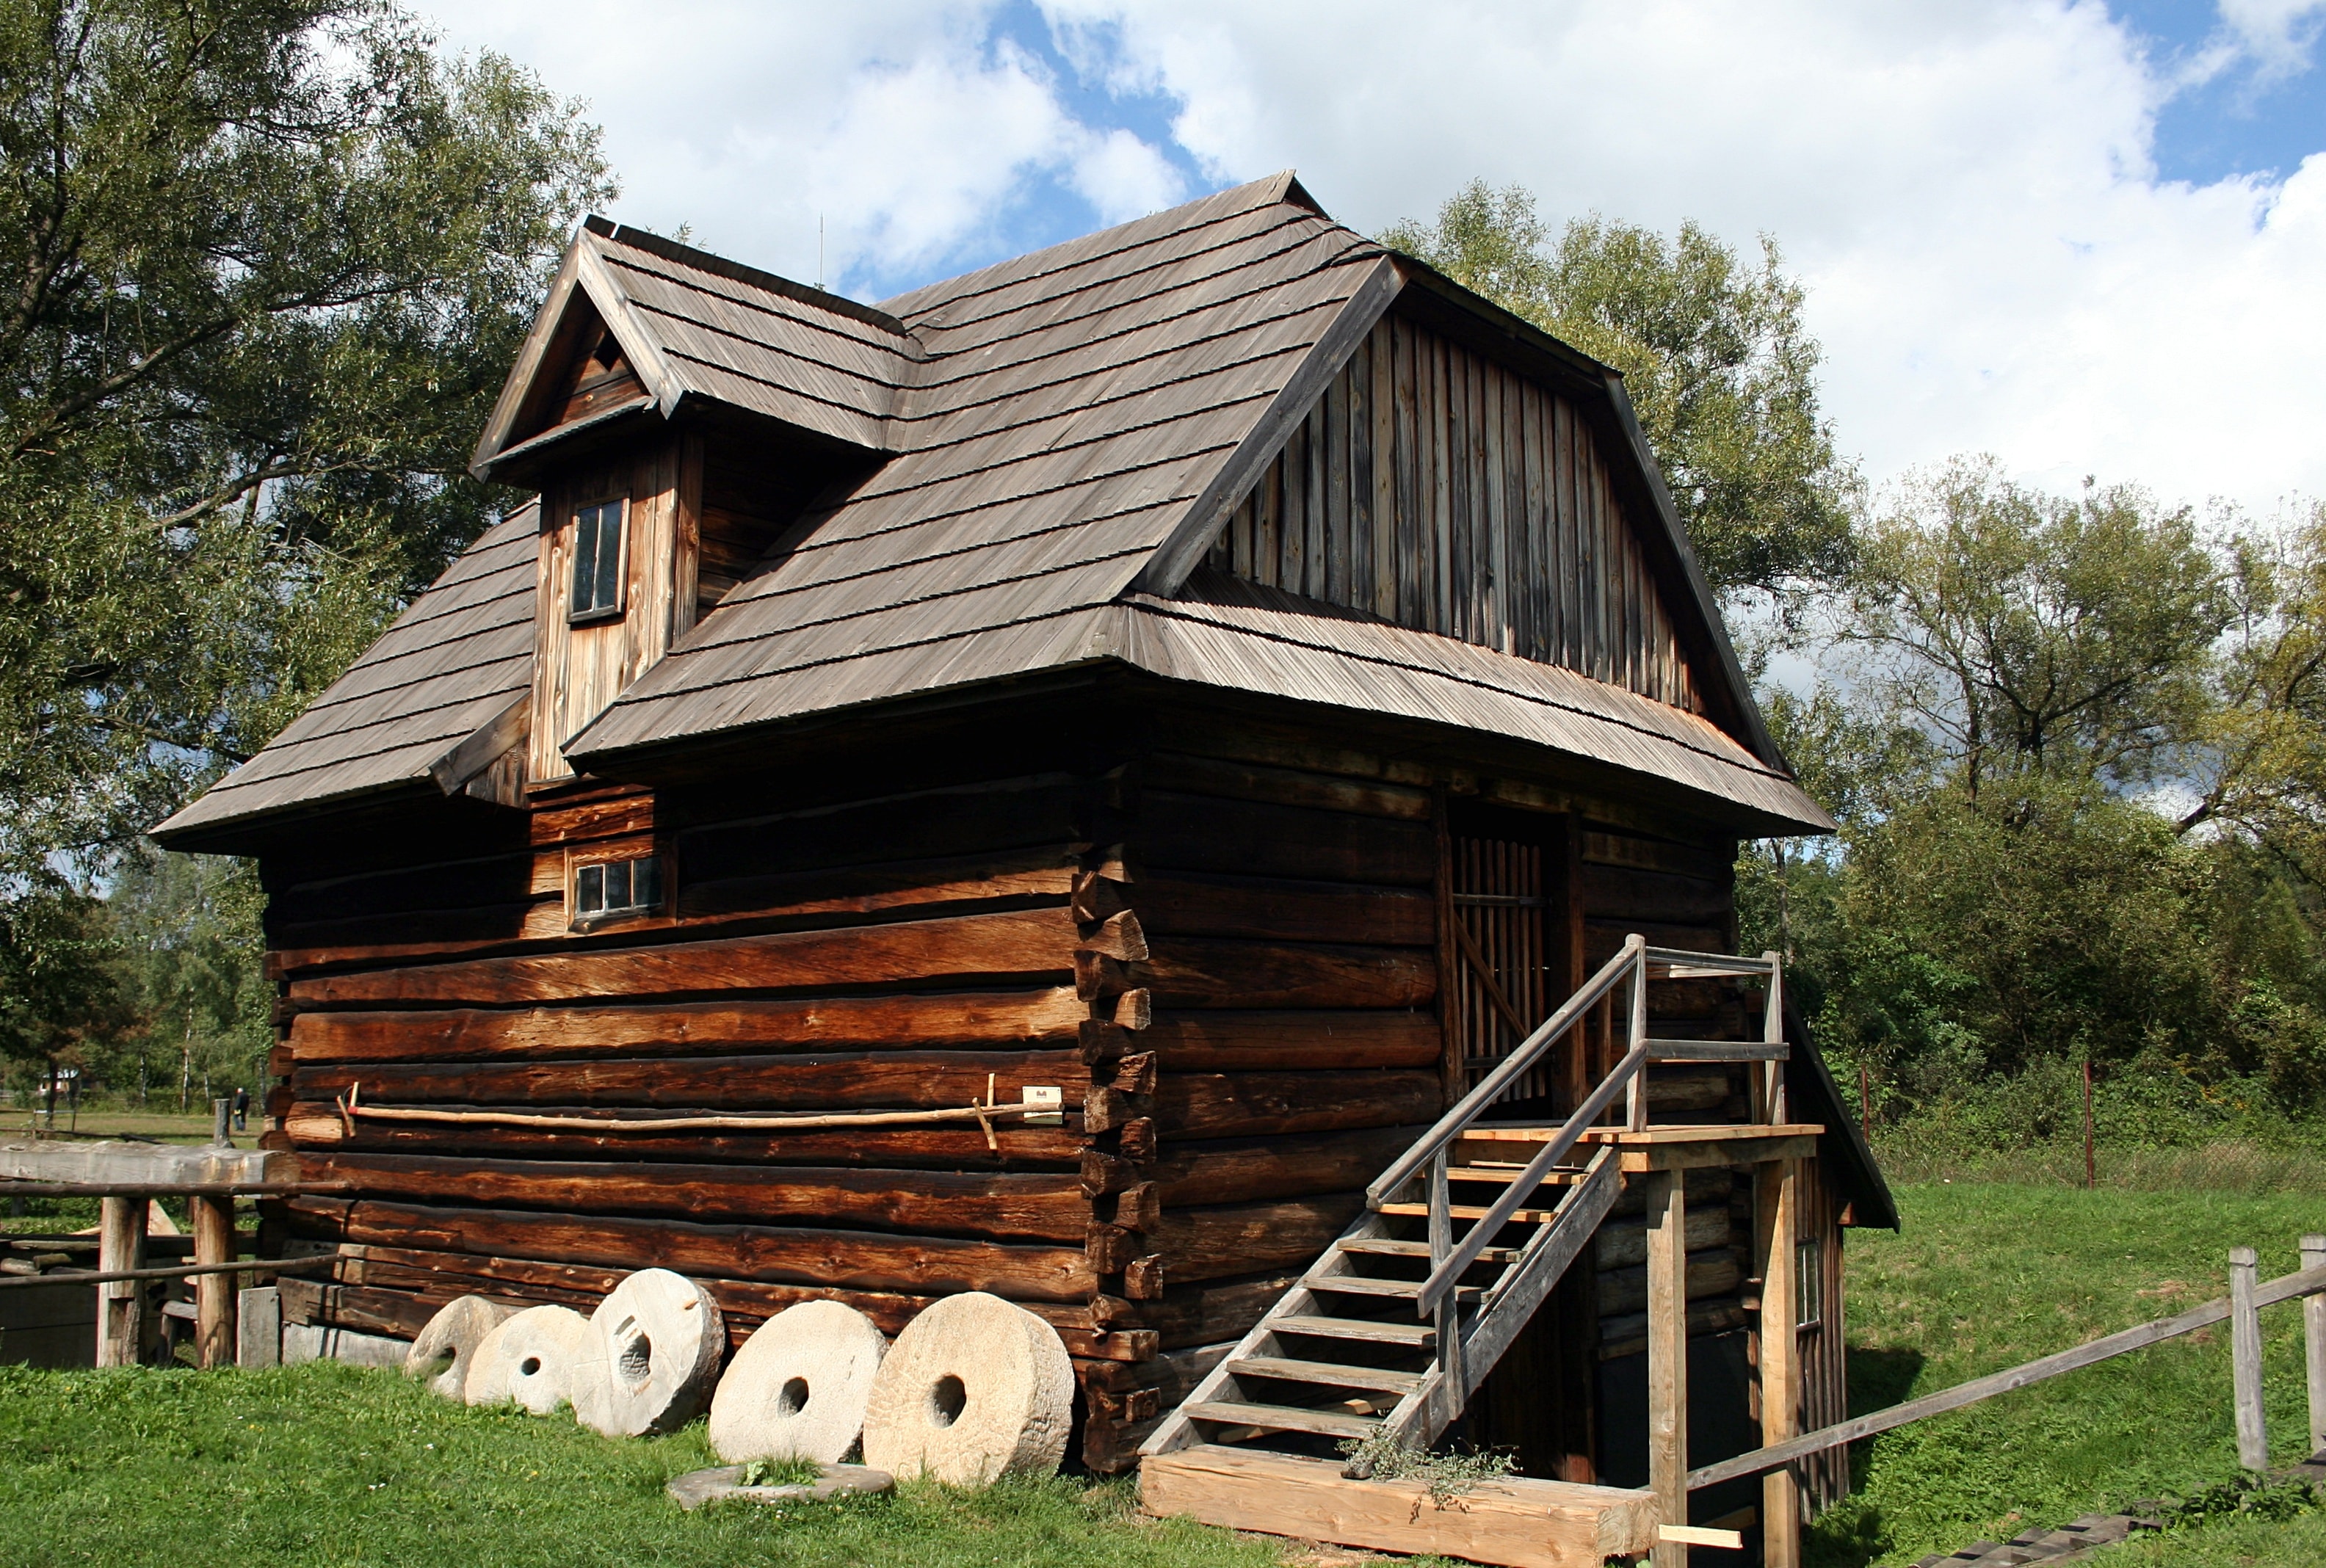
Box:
[156, 174, 1831, 849]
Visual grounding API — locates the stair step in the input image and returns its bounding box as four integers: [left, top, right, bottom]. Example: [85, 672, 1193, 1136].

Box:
[1339, 1238, 1520, 1264]
[1272, 1314, 1436, 1347]
[1229, 1356, 1427, 1395]
[1443, 1165, 1590, 1183]
[1307, 1274, 1482, 1302]
[1377, 1201, 1561, 1222]
[1184, 1399, 1383, 1439]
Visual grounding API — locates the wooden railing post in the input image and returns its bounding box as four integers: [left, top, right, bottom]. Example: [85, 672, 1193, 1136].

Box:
[1646, 1167, 1689, 1566]
[2231, 1245, 2267, 1470]
[2303, 1234, 2325, 1459]
[1428, 1150, 1463, 1430]
[1760, 954, 1785, 1126]
[1626, 948, 1650, 1132]
[191, 1195, 236, 1370]
[96, 1195, 147, 1367]
[1756, 1158, 1802, 1568]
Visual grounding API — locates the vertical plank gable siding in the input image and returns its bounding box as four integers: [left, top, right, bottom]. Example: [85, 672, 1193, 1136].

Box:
[1209, 314, 1702, 715]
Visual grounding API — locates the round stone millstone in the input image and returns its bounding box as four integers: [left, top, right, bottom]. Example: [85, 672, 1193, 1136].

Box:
[709, 1299, 887, 1464]
[570, 1269, 726, 1437]
[860, 1292, 1073, 1484]
[465, 1304, 591, 1415]
[403, 1296, 513, 1400]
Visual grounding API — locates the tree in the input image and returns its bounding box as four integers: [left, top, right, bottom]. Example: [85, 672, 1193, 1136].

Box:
[1382, 181, 1855, 603]
[1840, 457, 2231, 800]
[0, 0, 612, 1070]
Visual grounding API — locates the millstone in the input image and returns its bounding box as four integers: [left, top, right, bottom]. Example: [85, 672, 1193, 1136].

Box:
[709, 1299, 887, 1464]
[465, 1304, 591, 1415]
[570, 1269, 726, 1437]
[403, 1296, 513, 1399]
[860, 1291, 1073, 1484]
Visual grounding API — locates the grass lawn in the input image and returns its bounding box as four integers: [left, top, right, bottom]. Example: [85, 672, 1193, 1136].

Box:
[1, 1179, 2320, 1567]
[1813, 1182, 2326, 1567]
[0, 1360, 1301, 1568]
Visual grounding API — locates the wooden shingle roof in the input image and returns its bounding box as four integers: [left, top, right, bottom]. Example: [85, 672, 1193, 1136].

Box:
[159, 175, 1833, 846]
[157, 505, 538, 838]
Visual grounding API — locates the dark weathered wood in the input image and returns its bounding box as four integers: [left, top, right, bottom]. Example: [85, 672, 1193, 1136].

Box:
[288, 907, 1078, 1006]
[332, 1242, 1159, 1358]
[299, 1153, 1091, 1241]
[1145, 1125, 1425, 1206]
[1138, 794, 1436, 885]
[1101, 1012, 1440, 1072]
[282, 1100, 1084, 1169]
[1140, 752, 1432, 821]
[1156, 1071, 1441, 1140]
[289, 1197, 1096, 1302]
[1152, 1196, 1366, 1282]
[191, 1195, 236, 1370]
[1127, 872, 1435, 948]
[293, 1048, 1088, 1113]
[291, 987, 1086, 1063]
[675, 777, 1083, 883]
[679, 848, 1076, 922]
[1137, 940, 1436, 1010]
[1578, 863, 1731, 926]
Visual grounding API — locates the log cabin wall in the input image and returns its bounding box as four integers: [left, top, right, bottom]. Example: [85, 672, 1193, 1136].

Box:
[1202, 311, 1702, 715]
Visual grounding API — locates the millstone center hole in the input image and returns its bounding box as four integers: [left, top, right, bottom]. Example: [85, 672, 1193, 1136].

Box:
[518, 1356, 542, 1378]
[614, 1315, 652, 1387]
[929, 1373, 967, 1428]
[778, 1376, 810, 1417]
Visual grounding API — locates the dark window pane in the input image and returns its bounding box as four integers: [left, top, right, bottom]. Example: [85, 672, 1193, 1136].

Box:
[634, 857, 662, 910]
[593, 500, 623, 613]
[604, 860, 631, 910]
[576, 863, 604, 915]
[571, 504, 600, 609]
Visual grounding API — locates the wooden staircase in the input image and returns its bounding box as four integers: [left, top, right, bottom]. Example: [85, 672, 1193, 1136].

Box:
[1142, 934, 1791, 1471]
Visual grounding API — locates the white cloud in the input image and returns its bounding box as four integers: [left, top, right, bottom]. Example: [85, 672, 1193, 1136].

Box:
[420, 0, 2326, 518]
[1046, 0, 2326, 515]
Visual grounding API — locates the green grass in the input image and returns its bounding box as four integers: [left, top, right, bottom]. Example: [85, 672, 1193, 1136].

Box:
[0, 1360, 1297, 1568]
[1811, 1182, 2326, 1567]
[3, 1179, 2321, 1567]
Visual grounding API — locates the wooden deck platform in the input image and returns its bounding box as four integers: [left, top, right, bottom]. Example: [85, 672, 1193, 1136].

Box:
[1458, 1122, 1825, 1172]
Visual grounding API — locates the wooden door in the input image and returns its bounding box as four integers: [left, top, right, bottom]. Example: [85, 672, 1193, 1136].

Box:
[1449, 833, 1553, 1104]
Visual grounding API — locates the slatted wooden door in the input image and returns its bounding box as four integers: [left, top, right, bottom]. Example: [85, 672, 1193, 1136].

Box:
[1449, 835, 1555, 1104]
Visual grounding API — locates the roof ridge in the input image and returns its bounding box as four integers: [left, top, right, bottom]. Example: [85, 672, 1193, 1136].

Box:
[584, 216, 921, 346]
[874, 173, 1316, 321]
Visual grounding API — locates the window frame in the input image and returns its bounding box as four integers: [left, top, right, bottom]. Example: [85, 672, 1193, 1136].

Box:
[568, 494, 629, 625]
[568, 849, 666, 929]
[1795, 1236, 1825, 1330]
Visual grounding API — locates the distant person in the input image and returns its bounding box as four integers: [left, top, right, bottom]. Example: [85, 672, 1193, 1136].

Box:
[231, 1086, 250, 1132]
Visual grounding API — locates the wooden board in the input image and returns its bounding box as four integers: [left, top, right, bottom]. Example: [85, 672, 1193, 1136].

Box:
[1140, 1445, 1659, 1568]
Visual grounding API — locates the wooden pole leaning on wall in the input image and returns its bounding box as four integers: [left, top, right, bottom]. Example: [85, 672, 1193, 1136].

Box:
[2303, 1234, 2326, 1459]
[1645, 1166, 1689, 1567]
[190, 1196, 236, 1369]
[2230, 1245, 2267, 1470]
[96, 1195, 147, 1368]
[1756, 1158, 1803, 1568]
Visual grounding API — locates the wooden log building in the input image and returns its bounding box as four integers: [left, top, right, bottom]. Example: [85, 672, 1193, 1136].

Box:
[156, 173, 1893, 1536]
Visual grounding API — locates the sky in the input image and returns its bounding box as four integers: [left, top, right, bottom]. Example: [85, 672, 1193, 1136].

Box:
[416, 0, 2326, 520]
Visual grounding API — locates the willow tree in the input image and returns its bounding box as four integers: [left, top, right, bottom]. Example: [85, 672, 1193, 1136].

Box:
[0, 0, 612, 1072]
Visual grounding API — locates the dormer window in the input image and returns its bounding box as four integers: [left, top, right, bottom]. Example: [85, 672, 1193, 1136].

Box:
[570, 497, 627, 622]
[573, 853, 662, 924]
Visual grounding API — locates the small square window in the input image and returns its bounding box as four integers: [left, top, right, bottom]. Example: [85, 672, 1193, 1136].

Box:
[573, 854, 662, 923]
[1797, 1238, 1825, 1328]
[570, 498, 626, 621]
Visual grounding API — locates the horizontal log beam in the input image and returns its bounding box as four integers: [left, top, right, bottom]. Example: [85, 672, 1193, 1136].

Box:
[288, 1197, 1095, 1302]
[289, 907, 1078, 1008]
[297, 1153, 1090, 1241]
[290, 987, 1085, 1064]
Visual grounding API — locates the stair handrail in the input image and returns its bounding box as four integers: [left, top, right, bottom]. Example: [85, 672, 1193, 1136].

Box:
[1413, 1039, 1649, 1315]
[1367, 935, 1645, 1208]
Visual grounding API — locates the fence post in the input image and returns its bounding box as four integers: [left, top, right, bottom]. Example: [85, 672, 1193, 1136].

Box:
[2230, 1245, 2267, 1470]
[2081, 1061, 2095, 1190]
[2304, 1233, 2325, 1460]
[211, 1097, 232, 1147]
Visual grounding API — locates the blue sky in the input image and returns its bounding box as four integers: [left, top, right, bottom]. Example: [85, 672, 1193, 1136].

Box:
[423, 1, 2326, 515]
